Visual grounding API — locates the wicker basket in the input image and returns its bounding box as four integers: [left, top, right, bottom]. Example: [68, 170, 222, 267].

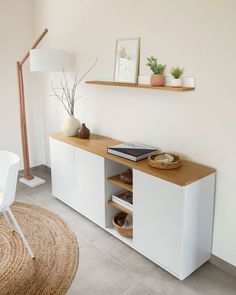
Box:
[148, 152, 182, 170]
[112, 212, 133, 238]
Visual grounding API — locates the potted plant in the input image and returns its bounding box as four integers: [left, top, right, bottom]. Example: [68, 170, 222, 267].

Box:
[51, 59, 97, 136]
[146, 56, 166, 86]
[170, 67, 184, 87]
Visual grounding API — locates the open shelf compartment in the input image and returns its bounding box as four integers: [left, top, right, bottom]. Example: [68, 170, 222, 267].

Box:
[105, 159, 133, 241]
[107, 174, 133, 192]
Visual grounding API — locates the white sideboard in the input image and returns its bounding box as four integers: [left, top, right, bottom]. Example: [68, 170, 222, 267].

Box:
[50, 133, 216, 280]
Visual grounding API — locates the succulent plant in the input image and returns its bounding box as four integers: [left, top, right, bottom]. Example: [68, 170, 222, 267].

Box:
[170, 67, 184, 79]
[146, 56, 166, 75]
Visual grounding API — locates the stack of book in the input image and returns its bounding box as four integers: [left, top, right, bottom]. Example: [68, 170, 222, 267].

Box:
[112, 190, 133, 211]
[107, 142, 158, 162]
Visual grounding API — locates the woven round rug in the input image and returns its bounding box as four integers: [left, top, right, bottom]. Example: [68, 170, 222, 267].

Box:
[0, 201, 79, 295]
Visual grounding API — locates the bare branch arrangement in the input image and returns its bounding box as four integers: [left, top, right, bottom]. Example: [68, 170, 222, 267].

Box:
[50, 58, 98, 115]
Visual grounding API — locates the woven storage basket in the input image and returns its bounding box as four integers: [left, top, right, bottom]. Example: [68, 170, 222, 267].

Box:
[148, 152, 182, 170]
[112, 212, 133, 238]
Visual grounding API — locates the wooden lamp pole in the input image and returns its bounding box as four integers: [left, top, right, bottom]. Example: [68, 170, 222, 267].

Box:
[17, 28, 48, 182]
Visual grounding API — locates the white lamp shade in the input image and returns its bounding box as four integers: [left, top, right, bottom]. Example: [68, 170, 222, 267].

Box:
[30, 49, 70, 72]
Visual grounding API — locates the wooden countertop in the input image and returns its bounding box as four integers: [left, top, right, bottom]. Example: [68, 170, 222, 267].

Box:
[51, 132, 216, 186]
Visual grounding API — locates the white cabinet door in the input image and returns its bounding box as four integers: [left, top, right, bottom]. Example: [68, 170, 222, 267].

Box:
[74, 148, 105, 227]
[50, 138, 76, 208]
[133, 169, 184, 276]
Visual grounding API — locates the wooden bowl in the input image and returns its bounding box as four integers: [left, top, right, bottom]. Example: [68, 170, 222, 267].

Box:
[119, 169, 133, 184]
[148, 152, 182, 170]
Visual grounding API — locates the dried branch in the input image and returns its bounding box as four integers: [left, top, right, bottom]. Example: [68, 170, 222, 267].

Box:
[51, 81, 70, 115]
[50, 58, 98, 116]
[60, 78, 72, 112]
[75, 57, 98, 86]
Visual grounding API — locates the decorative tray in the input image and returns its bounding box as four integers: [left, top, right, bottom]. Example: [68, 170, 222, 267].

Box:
[148, 152, 182, 170]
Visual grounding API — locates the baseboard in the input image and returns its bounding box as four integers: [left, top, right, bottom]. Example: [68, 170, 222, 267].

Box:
[32, 164, 51, 173]
[210, 255, 236, 278]
[19, 164, 51, 175]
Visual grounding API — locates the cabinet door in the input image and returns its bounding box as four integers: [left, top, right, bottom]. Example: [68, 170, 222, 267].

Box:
[50, 138, 76, 208]
[74, 148, 105, 227]
[133, 169, 184, 275]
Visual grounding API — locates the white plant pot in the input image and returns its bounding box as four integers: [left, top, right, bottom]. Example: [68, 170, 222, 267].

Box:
[171, 79, 182, 87]
[138, 75, 151, 85]
[165, 76, 172, 86]
[182, 77, 195, 88]
[62, 115, 81, 136]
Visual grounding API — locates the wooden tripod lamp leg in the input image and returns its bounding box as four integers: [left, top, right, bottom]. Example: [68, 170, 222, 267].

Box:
[17, 62, 33, 180]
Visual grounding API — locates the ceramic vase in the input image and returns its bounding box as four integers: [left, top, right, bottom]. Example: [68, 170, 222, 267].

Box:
[78, 123, 90, 139]
[182, 77, 195, 88]
[150, 74, 165, 86]
[171, 78, 182, 87]
[62, 115, 81, 136]
[165, 76, 172, 86]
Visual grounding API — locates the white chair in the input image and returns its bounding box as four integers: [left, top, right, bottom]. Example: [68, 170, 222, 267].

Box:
[0, 150, 34, 258]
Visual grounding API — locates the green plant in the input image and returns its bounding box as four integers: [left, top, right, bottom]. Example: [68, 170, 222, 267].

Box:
[146, 56, 166, 75]
[170, 67, 184, 79]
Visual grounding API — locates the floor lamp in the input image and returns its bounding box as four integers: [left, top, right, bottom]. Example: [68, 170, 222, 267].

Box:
[17, 28, 70, 187]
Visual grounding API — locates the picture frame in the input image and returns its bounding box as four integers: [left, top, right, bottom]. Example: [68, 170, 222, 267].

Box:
[114, 38, 140, 84]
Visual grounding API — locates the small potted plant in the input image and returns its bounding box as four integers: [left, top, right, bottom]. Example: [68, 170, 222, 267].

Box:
[170, 67, 184, 87]
[146, 56, 166, 86]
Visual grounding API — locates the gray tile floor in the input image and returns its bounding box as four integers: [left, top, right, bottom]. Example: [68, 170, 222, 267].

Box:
[16, 167, 236, 295]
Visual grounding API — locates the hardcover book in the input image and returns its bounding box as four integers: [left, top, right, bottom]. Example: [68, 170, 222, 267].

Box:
[107, 142, 158, 161]
[112, 191, 133, 211]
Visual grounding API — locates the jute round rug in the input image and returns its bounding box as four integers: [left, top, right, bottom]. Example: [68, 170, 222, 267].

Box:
[0, 202, 79, 295]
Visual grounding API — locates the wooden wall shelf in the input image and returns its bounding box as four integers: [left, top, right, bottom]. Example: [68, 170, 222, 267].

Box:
[107, 200, 133, 216]
[107, 175, 133, 192]
[86, 80, 195, 91]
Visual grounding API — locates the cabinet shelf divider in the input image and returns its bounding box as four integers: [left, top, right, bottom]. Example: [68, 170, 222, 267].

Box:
[107, 200, 133, 216]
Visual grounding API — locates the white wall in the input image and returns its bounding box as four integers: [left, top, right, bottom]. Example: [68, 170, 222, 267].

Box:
[0, 0, 45, 168]
[33, 0, 236, 266]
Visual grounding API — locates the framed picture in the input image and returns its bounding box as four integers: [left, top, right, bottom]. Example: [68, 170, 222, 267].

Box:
[114, 38, 140, 84]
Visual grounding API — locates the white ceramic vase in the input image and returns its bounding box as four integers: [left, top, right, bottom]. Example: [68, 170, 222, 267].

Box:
[62, 115, 81, 136]
[171, 78, 182, 87]
[182, 77, 195, 88]
[165, 76, 172, 86]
